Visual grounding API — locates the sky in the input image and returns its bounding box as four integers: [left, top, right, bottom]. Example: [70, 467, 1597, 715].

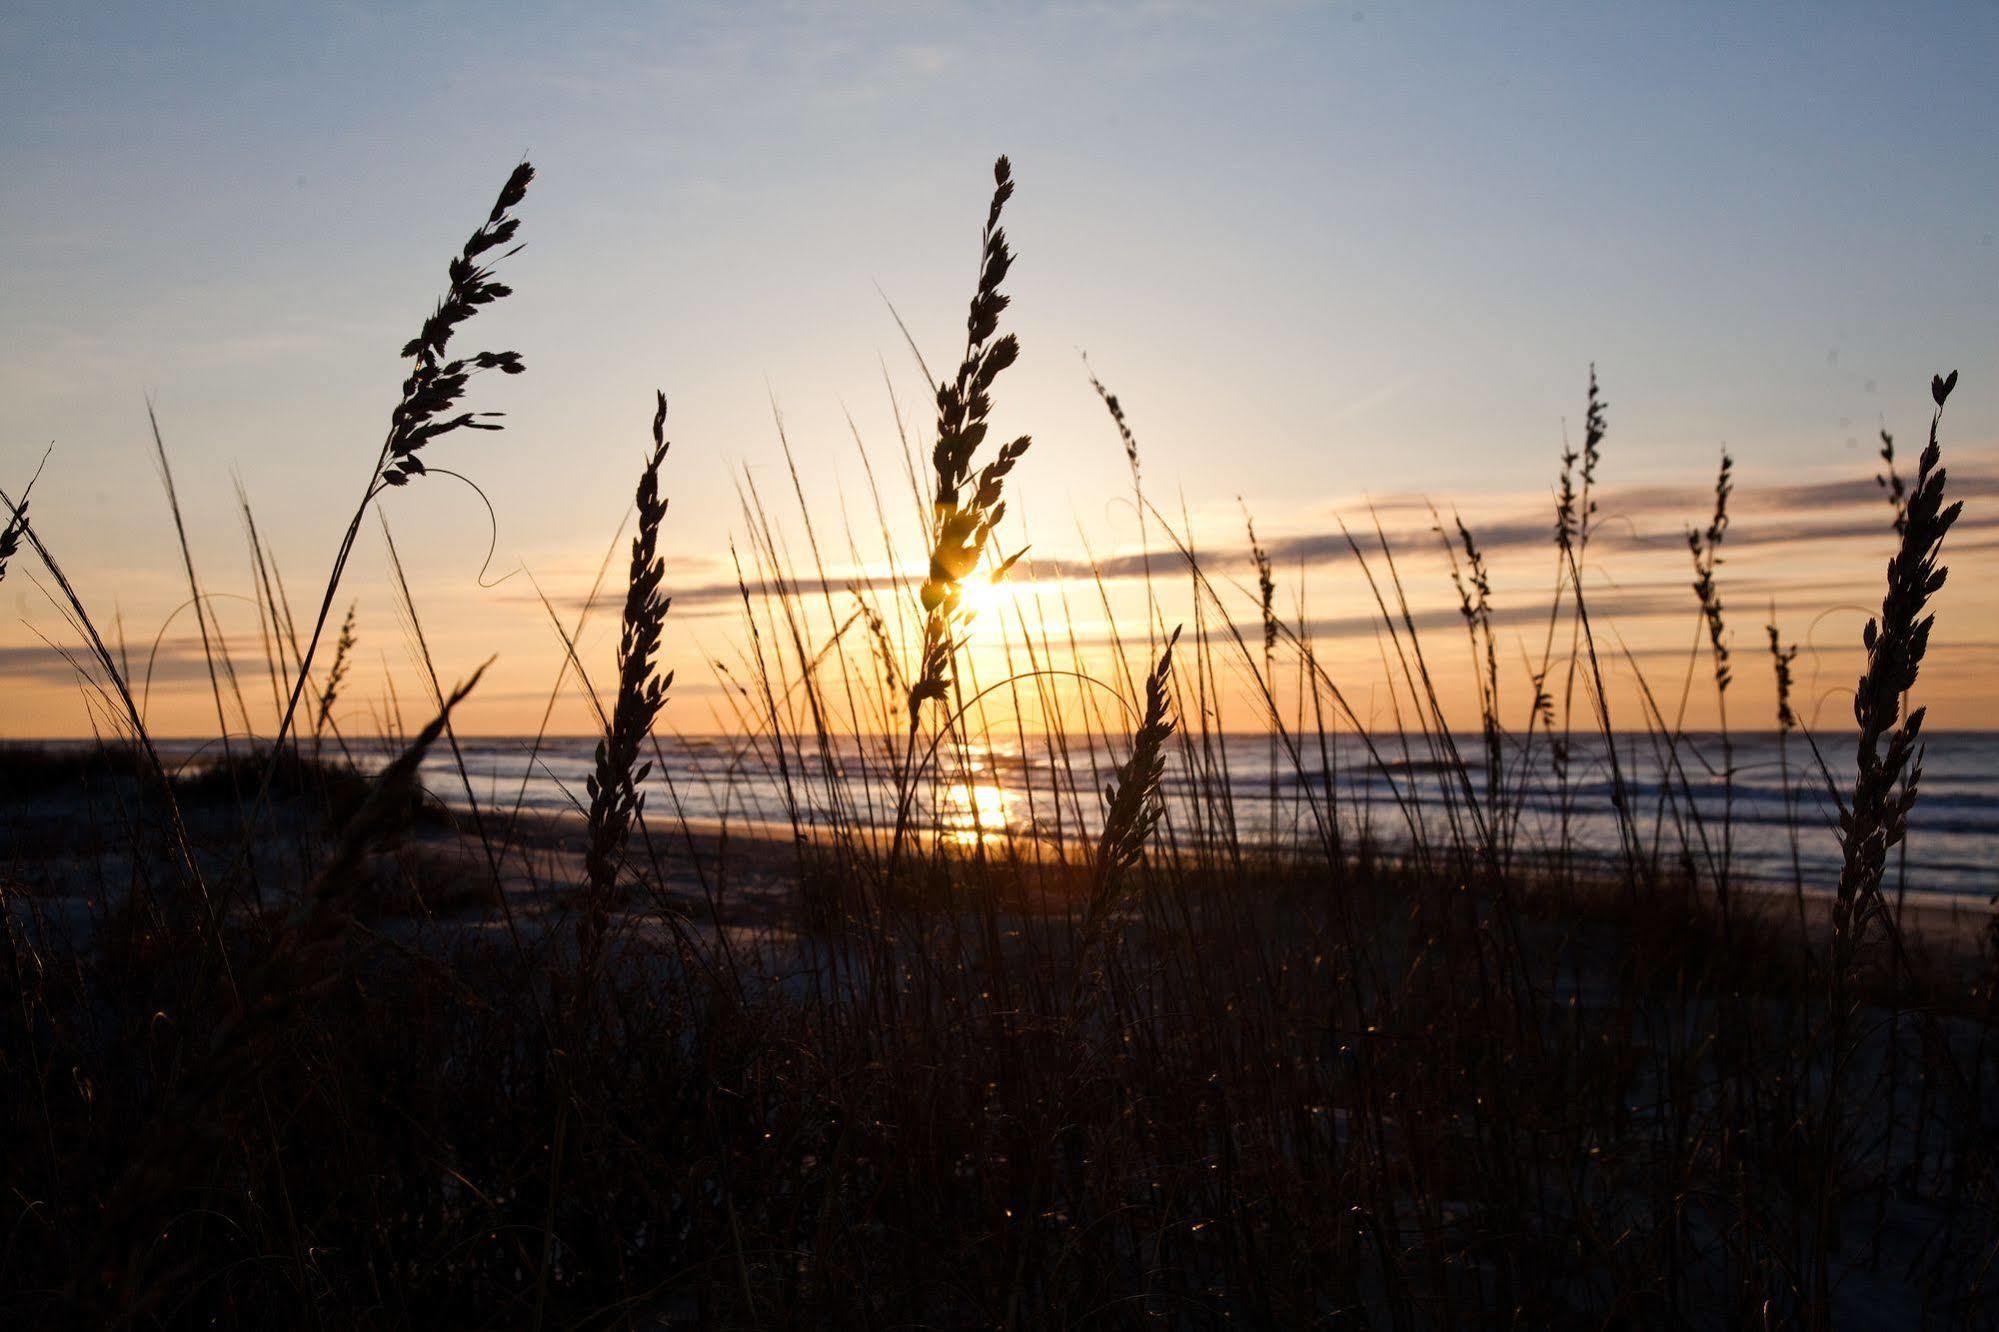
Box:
[2, 1, 1996, 740]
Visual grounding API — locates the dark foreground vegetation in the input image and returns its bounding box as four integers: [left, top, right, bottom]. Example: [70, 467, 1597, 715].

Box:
[3, 159, 1997, 1329]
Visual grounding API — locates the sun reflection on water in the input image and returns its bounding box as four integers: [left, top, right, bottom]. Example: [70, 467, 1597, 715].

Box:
[941, 779, 1015, 846]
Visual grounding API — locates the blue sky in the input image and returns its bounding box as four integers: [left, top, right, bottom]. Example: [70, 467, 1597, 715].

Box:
[3, 2, 1995, 734]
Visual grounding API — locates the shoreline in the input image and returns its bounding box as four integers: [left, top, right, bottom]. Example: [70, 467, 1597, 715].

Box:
[426, 803, 1995, 962]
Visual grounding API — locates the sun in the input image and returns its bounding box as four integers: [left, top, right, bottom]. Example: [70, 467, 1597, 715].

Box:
[956, 570, 1018, 625]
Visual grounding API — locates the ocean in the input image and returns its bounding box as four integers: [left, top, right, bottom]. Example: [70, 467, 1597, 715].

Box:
[402, 729, 1999, 900]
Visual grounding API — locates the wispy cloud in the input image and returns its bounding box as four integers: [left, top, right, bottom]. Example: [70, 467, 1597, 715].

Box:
[0, 639, 271, 687]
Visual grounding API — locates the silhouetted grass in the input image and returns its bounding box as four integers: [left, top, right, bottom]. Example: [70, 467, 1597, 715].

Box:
[0, 159, 1993, 1332]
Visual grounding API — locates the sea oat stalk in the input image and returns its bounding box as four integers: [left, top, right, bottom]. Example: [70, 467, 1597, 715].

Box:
[1832, 372, 1960, 972]
[1767, 615, 1806, 934]
[0, 448, 52, 589]
[1688, 447, 1735, 905]
[581, 392, 676, 979]
[908, 155, 1031, 723]
[1813, 371, 1963, 1327]
[885, 157, 1030, 886]
[1877, 428, 1908, 535]
[1075, 627, 1179, 979]
[261, 162, 533, 776]
[314, 602, 357, 743]
[1448, 514, 1501, 831]
[0, 497, 22, 587]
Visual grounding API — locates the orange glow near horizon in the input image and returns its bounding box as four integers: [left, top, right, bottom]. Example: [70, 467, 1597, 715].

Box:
[5, 445, 1999, 744]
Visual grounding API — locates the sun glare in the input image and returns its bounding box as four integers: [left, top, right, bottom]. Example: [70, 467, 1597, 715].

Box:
[942, 779, 1014, 845]
[956, 572, 1016, 625]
